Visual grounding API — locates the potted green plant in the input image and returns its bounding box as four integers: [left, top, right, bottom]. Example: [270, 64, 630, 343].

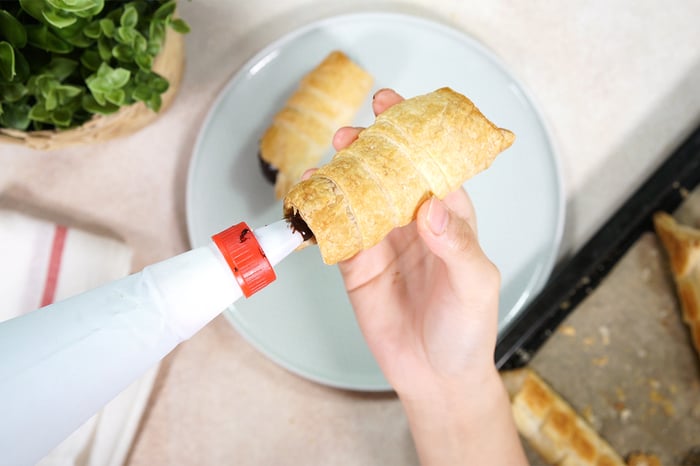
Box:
[0, 0, 189, 150]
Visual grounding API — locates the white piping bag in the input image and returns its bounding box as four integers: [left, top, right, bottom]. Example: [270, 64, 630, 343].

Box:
[0, 220, 304, 466]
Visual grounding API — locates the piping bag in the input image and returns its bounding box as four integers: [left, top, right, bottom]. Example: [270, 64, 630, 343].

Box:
[0, 219, 304, 466]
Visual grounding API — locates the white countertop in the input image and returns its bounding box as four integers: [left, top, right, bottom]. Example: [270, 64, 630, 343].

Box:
[1, 0, 699, 464]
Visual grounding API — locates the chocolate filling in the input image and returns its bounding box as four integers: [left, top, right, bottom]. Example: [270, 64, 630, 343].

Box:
[285, 211, 314, 242]
[257, 151, 278, 184]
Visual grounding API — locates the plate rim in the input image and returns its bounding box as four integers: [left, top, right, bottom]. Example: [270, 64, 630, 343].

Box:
[186, 10, 566, 391]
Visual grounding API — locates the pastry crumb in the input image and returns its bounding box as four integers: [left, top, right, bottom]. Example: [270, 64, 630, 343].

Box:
[649, 388, 676, 417]
[559, 324, 576, 336]
[592, 356, 609, 367]
[619, 408, 632, 423]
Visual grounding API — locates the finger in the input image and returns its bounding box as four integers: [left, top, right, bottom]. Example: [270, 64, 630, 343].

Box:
[332, 126, 362, 151]
[301, 168, 317, 181]
[372, 88, 404, 115]
[442, 188, 478, 236]
[332, 89, 404, 152]
[416, 197, 499, 297]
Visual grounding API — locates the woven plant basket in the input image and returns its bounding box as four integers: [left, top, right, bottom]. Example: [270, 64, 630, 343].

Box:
[0, 27, 185, 151]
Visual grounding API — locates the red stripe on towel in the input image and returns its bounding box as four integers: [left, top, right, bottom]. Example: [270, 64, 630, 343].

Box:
[40, 225, 68, 307]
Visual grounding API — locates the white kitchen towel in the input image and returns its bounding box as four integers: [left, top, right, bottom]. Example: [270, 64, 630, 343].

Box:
[0, 209, 157, 466]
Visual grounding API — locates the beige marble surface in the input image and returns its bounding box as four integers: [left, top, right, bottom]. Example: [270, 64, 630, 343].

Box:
[2, 0, 700, 464]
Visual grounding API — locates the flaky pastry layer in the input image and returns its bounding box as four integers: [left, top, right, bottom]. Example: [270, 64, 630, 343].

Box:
[501, 368, 625, 466]
[283, 87, 515, 264]
[259, 50, 373, 198]
[653, 211, 700, 356]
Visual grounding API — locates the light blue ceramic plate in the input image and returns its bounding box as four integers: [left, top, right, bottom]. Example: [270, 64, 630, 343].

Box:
[186, 12, 563, 391]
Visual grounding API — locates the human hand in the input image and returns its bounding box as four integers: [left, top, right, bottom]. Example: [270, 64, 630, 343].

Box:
[329, 89, 502, 398]
[304, 88, 526, 464]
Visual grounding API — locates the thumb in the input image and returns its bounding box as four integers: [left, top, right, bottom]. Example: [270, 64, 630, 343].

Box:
[417, 197, 500, 293]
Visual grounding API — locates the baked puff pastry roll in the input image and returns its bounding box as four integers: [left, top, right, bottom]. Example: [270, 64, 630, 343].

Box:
[653, 211, 700, 357]
[283, 87, 515, 265]
[501, 368, 625, 466]
[259, 50, 374, 198]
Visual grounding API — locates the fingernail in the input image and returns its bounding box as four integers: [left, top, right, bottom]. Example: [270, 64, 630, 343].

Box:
[373, 88, 390, 100]
[427, 198, 448, 235]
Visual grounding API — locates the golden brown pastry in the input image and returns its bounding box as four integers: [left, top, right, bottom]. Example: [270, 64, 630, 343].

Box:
[283, 87, 514, 264]
[653, 211, 700, 356]
[501, 368, 625, 466]
[259, 50, 373, 198]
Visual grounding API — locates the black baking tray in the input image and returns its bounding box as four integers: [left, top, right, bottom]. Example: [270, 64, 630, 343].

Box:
[495, 123, 700, 370]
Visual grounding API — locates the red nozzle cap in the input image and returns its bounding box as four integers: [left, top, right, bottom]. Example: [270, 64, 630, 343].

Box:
[212, 222, 276, 298]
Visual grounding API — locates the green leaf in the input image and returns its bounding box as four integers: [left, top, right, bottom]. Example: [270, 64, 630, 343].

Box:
[120, 5, 137, 28]
[0, 41, 16, 81]
[29, 102, 52, 123]
[149, 73, 169, 93]
[79, 49, 100, 70]
[99, 18, 115, 38]
[56, 84, 81, 99]
[169, 18, 190, 34]
[51, 107, 73, 128]
[81, 93, 119, 115]
[146, 92, 161, 112]
[97, 36, 111, 60]
[153, 1, 176, 20]
[12, 49, 30, 81]
[146, 95, 161, 112]
[86, 75, 107, 94]
[0, 10, 28, 48]
[115, 26, 136, 45]
[104, 88, 124, 105]
[47, 0, 96, 12]
[18, 0, 46, 23]
[133, 33, 147, 53]
[149, 20, 165, 42]
[51, 16, 90, 42]
[91, 89, 106, 105]
[25, 25, 74, 53]
[26, 75, 38, 93]
[42, 7, 77, 28]
[134, 69, 149, 84]
[134, 51, 151, 70]
[44, 57, 78, 80]
[58, 30, 92, 47]
[52, 107, 72, 127]
[131, 83, 151, 102]
[35, 74, 58, 96]
[46, 0, 104, 17]
[1, 101, 31, 129]
[112, 44, 134, 63]
[147, 21, 165, 54]
[112, 43, 134, 62]
[83, 20, 101, 39]
[88, 63, 130, 93]
[104, 66, 130, 88]
[45, 89, 58, 110]
[0, 82, 28, 102]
